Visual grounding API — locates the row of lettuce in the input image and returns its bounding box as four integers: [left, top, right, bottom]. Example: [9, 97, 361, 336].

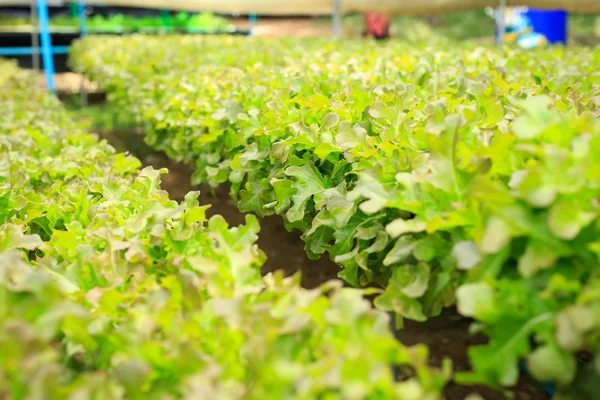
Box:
[71, 36, 600, 397]
[0, 60, 448, 398]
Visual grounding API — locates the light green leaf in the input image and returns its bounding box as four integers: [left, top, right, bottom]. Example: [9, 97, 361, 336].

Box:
[284, 163, 328, 222]
[368, 102, 387, 119]
[548, 199, 595, 240]
[385, 218, 426, 238]
[527, 344, 576, 386]
[452, 241, 481, 271]
[480, 216, 512, 254]
[456, 283, 495, 319]
[335, 121, 367, 151]
[511, 96, 556, 140]
[323, 112, 340, 128]
[0, 224, 42, 251]
[517, 240, 560, 277]
[383, 237, 415, 266]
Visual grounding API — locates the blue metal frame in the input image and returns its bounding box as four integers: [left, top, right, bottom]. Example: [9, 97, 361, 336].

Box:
[0, 1, 88, 91]
[0, 45, 69, 56]
[1, 3, 248, 90]
[78, 2, 87, 37]
[37, 0, 55, 92]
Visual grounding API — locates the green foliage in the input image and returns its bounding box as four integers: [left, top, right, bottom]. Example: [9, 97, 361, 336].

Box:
[72, 36, 600, 396]
[0, 12, 234, 34]
[0, 60, 447, 399]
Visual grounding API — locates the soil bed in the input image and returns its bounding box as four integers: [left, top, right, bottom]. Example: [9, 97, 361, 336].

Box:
[97, 127, 341, 289]
[94, 126, 547, 400]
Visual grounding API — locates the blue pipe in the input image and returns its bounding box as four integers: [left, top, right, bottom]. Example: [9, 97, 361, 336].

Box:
[78, 2, 87, 37]
[0, 46, 70, 56]
[36, 0, 55, 92]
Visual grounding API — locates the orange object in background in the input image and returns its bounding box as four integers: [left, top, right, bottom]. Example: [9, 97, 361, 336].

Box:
[364, 12, 390, 39]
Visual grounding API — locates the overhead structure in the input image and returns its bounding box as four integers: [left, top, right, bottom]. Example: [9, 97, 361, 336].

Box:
[0, 0, 79, 92]
[0, 0, 596, 93]
[1, 0, 595, 14]
[0, 0, 256, 92]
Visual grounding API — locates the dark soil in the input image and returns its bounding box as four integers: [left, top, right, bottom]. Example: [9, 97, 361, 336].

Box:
[400, 312, 548, 400]
[97, 127, 340, 289]
[95, 127, 548, 400]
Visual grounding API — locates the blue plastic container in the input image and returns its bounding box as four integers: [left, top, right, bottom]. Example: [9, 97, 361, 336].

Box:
[524, 9, 568, 44]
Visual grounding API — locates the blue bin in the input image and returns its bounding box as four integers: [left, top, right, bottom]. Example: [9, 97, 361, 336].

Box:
[524, 9, 568, 44]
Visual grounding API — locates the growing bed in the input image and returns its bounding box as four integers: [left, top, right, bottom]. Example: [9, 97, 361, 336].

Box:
[0, 59, 445, 399]
[70, 35, 600, 399]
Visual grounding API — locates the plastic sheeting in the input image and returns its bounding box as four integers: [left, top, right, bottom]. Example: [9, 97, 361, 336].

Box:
[0, 0, 599, 14]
